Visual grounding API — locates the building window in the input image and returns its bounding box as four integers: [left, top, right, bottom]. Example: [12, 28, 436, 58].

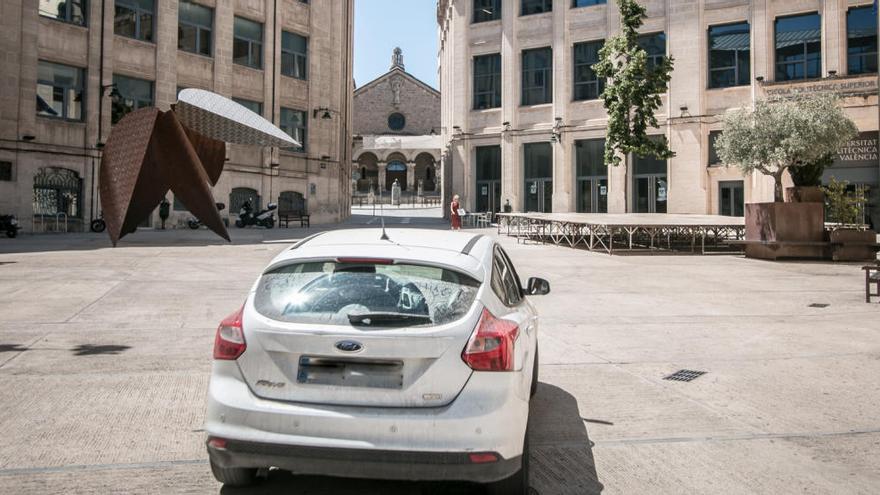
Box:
[473, 0, 501, 23]
[775, 13, 821, 81]
[280, 108, 307, 152]
[524, 142, 553, 213]
[40, 0, 87, 26]
[708, 131, 722, 166]
[233, 98, 263, 116]
[0, 161, 12, 182]
[33, 167, 82, 218]
[115, 0, 154, 42]
[473, 54, 501, 110]
[476, 145, 502, 213]
[708, 22, 750, 88]
[230, 187, 259, 213]
[281, 31, 308, 80]
[638, 33, 666, 70]
[111, 74, 153, 124]
[234, 17, 263, 69]
[178, 1, 213, 57]
[575, 139, 608, 213]
[719, 181, 744, 217]
[37, 61, 85, 121]
[847, 6, 878, 75]
[387, 113, 406, 131]
[521, 0, 551, 16]
[573, 40, 604, 101]
[573, 0, 606, 6]
[522, 47, 552, 106]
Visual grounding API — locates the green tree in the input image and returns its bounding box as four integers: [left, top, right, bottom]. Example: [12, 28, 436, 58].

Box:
[716, 94, 858, 202]
[594, 0, 675, 171]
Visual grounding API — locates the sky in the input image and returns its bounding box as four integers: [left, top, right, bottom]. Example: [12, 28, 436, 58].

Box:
[354, 0, 439, 89]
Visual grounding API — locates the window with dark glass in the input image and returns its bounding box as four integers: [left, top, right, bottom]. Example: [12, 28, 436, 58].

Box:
[111, 74, 153, 124]
[522, 47, 552, 105]
[37, 61, 85, 121]
[521, 0, 551, 16]
[387, 113, 406, 131]
[0, 162, 12, 182]
[474, 54, 501, 109]
[280, 108, 307, 152]
[115, 0, 154, 42]
[234, 17, 263, 69]
[775, 13, 821, 81]
[233, 98, 263, 116]
[573, 0, 606, 6]
[575, 139, 608, 213]
[282, 31, 308, 79]
[573, 40, 604, 101]
[523, 142, 553, 213]
[473, 0, 501, 23]
[847, 6, 878, 75]
[638, 33, 666, 70]
[708, 22, 750, 88]
[40, 0, 87, 26]
[178, 1, 213, 57]
[708, 131, 722, 166]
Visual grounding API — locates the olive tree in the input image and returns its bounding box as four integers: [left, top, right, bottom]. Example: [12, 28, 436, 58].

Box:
[594, 0, 675, 168]
[716, 94, 858, 202]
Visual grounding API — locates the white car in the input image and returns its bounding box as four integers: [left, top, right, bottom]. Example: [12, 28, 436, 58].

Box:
[205, 228, 549, 494]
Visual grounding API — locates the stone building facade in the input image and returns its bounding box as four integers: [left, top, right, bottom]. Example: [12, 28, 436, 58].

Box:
[352, 48, 442, 196]
[437, 0, 879, 225]
[0, 0, 353, 233]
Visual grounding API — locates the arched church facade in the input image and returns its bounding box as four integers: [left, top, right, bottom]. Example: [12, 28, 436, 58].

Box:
[352, 48, 442, 197]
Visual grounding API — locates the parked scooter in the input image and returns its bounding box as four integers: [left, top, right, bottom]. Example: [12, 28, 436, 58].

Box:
[188, 203, 226, 229]
[90, 213, 106, 233]
[235, 200, 276, 228]
[0, 215, 21, 238]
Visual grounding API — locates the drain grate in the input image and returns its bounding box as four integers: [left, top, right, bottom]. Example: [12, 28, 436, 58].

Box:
[664, 369, 707, 382]
[808, 303, 829, 308]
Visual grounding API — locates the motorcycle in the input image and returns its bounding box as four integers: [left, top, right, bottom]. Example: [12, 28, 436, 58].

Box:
[235, 201, 276, 229]
[188, 203, 226, 230]
[0, 215, 21, 238]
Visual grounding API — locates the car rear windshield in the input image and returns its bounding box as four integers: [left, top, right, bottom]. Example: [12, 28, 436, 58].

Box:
[253, 261, 481, 326]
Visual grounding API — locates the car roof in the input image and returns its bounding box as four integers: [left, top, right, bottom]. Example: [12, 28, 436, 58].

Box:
[265, 229, 492, 281]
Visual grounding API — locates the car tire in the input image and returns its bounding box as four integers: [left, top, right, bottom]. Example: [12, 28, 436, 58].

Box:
[486, 432, 530, 495]
[209, 459, 257, 487]
[530, 346, 539, 398]
[235, 219, 245, 228]
[6, 229, 16, 238]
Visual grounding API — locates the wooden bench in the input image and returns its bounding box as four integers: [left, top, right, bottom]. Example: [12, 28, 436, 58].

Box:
[864, 264, 880, 303]
[279, 212, 310, 228]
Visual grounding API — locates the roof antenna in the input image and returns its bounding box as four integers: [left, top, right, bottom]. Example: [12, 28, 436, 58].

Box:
[379, 203, 389, 240]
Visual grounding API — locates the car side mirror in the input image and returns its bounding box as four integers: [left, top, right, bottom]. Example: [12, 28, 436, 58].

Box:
[526, 277, 550, 296]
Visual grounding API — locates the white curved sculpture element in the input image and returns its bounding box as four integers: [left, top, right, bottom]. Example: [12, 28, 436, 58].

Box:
[175, 89, 300, 148]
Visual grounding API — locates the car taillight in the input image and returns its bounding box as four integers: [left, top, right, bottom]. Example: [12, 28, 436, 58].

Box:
[462, 308, 519, 371]
[213, 305, 246, 360]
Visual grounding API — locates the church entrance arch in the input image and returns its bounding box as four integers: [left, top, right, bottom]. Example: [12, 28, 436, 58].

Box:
[385, 160, 408, 191]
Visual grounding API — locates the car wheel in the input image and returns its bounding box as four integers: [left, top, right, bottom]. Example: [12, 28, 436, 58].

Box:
[6, 229, 16, 238]
[209, 459, 257, 487]
[486, 432, 529, 495]
[235, 219, 245, 228]
[530, 346, 539, 398]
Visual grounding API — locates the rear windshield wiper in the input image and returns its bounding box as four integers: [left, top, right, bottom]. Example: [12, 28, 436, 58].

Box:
[347, 312, 433, 326]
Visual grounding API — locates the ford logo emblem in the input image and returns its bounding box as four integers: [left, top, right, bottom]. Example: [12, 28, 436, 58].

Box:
[335, 340, 363, 353]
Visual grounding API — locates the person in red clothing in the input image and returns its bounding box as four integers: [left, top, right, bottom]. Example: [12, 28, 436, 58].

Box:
[450, 194, 462, 231]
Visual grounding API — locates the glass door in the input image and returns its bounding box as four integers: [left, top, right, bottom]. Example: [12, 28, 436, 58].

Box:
[524, 178, 552, 212]
[577, 177, 609, 213]
[634, 175, 667, 213]
[719, 181, 744, 216]
[476, 180, 501, 213]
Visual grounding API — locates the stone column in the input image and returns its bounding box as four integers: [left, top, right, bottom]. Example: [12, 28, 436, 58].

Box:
[406, 162, 416, 191]
[377, 162, 387, 192]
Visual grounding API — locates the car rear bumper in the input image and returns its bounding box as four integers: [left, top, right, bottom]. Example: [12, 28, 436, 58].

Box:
[204, 361, 529, 482]
[207, 439, 521, 483]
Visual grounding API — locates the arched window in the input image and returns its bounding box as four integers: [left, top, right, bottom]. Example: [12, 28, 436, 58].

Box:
[230, 187, 259, 213]
[387, 113, 406, 131]
[33, 167, 83, 217]
[278, 191, 306, 214]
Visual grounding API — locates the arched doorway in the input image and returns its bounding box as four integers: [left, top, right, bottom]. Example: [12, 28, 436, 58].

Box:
[230, 187, 260, 214]
[355, 153, 379, 193]
[33, 167, 84, 230]
[414, 153, 437, 192]
[385, 155, 408, 191]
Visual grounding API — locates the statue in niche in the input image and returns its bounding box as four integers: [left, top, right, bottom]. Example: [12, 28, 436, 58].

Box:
[390, 77, 403, 107]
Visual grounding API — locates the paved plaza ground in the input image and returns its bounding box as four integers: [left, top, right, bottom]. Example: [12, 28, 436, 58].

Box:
[1, 210, 879, 494]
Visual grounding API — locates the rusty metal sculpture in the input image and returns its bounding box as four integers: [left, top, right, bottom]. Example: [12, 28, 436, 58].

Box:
[99, 89, 299, 246]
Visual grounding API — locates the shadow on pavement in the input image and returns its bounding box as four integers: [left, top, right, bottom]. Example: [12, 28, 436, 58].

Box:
[214, 382, 600, 495]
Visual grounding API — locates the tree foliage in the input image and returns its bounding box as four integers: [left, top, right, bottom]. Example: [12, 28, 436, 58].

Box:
[594, 0, 675, 167]
[716, 94, 858, 202]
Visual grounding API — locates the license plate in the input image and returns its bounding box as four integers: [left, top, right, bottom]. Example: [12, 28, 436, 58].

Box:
[297, 356, 404, 389]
